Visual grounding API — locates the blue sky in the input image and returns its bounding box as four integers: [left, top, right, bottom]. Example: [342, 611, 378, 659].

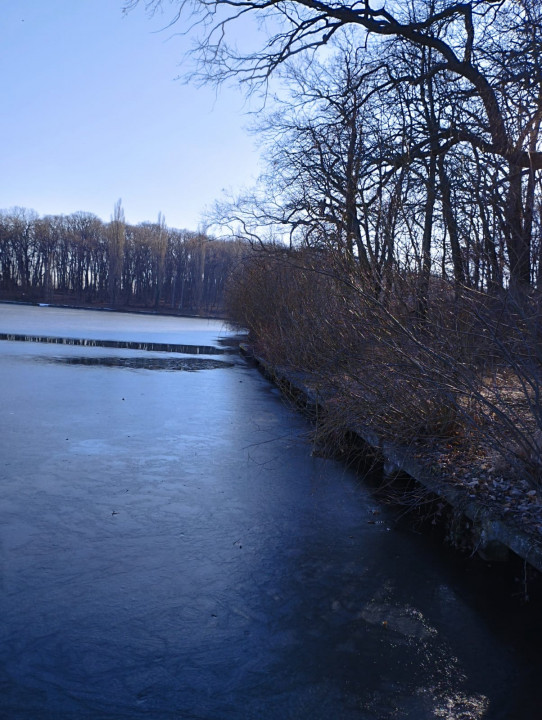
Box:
[0, 0, 262, 231]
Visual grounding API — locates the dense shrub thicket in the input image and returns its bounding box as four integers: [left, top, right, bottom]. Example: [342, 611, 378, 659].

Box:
[227, 247, 542, 488]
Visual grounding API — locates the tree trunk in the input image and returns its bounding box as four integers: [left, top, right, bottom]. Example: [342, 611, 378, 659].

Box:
[437, 154, 465, 287]
[417, 151, 437, 320]
[505, 164, 531, 292]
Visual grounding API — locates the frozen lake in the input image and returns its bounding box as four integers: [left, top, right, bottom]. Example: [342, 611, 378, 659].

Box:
[0, 303, 230, 347]
[1, 303, 542, 719]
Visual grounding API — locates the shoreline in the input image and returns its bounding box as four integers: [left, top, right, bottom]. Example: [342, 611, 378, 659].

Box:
[240, 343, 542, 575]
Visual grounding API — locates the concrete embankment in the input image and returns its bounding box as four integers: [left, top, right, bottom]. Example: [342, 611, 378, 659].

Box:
[240, 343, 542, 574]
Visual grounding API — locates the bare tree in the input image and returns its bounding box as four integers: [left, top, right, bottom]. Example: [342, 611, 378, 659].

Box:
[0, 206, 241, 314]
[108, 199, 126, 306]
[127, 0, 542, 291]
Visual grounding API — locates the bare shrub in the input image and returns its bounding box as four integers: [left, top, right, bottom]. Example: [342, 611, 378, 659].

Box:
[227, 245, 542, 488]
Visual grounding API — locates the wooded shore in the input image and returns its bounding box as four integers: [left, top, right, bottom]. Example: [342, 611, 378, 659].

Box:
[225, 244, 542, 583]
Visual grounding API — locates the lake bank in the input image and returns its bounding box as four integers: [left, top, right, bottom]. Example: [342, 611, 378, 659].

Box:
[240, 343, 542, 578]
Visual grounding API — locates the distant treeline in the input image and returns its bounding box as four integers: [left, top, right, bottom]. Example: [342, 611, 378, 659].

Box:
[0, 205, 249, 316]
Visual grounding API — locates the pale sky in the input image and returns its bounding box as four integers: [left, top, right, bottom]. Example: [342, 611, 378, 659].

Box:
[0, 0, 262, 231]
